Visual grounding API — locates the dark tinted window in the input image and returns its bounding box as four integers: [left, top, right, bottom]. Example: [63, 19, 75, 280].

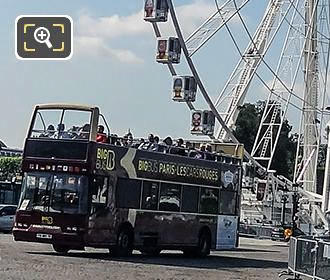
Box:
[219, 191, 237, 215]
[159, 183, 181, 212]
[200, 188, 218, 214]
[169, 39, 174, 51]
[116, 178, 141, 209]
[182, 185, 199, 213]
[8, 207, 17, 215]
[173, 78, 182, 89]
[184, 77, 190, 90]
[92, 176, 108, 205]
[1, 206, 16, 216]
[142, 181, 159, 210]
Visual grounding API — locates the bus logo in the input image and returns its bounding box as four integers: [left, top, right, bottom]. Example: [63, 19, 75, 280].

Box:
[96, 148, 115, 171]
[224, 171, 234, 186]
[41, 216, 53, 225]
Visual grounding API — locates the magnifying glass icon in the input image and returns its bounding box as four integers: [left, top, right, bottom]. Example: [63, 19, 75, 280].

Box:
[34, 27, 53, 49]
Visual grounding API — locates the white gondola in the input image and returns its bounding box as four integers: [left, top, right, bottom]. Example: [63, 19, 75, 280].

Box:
[191, 110, 215, 135]
[172, 76, 197, 102]
[156, 37, 181, 64]
[143, 0, 168, 22]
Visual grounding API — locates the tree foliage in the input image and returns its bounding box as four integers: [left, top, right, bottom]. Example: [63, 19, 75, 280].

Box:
[0, 157, 22, 181]
[234, 101, 297, 179]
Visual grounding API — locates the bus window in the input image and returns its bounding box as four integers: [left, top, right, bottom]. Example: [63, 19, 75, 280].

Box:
[141, 181, 159, 210]
[51, 174, 88, 214]
[30, 108, 92, 140]
[92, 177, 108, 205]
[219, 191, 237, 215]
[116, 178, 141, 209]
[199, 188, 219, 214]
[181, 185, 199, 213]
[159, 183, 181, 212]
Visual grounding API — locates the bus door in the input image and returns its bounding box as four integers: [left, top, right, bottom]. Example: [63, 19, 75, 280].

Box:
[216, 164, 240, 249]
[87, 176, 115, 245]
[157, 183, 187, 245]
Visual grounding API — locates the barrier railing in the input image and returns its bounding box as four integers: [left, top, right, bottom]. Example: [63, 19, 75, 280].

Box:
[281, 236, 330, 280]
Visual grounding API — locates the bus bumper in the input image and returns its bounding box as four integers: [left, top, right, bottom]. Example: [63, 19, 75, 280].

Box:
[13, 227, 85, 248]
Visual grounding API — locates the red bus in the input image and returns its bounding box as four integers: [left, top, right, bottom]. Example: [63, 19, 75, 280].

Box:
[14, 104, 242, 257]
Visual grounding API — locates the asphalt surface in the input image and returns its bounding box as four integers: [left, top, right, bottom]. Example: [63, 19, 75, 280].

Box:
[0, 234, 289, 280]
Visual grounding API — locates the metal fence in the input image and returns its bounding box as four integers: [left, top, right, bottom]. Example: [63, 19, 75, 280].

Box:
[285, 236, 330, 280]
[239, 223, 274, 238]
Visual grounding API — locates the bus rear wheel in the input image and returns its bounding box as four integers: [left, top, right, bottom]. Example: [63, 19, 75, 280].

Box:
[196, 231, 211, 257]
[52, 244, 70, 254]
[114, 228, 133, 257]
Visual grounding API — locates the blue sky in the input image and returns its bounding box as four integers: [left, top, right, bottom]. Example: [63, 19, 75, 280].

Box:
[0, 0, 314, 148]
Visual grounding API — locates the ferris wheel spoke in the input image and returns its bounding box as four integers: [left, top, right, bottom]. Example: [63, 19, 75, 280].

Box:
[185, 0, 251, 57]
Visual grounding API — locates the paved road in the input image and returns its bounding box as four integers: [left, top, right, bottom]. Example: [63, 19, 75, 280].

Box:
[0, 234, 288, 280]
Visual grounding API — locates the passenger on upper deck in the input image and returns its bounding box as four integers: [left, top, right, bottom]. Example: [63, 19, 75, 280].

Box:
[40, 124, 55, 138]
[55, 123, 71, 139]
[96, 125, 108, 143]
[138, 133, 155, 150]
[162, 136, 173, 147]
[169, 138, 185, 156]
[77, 124, 90, 140]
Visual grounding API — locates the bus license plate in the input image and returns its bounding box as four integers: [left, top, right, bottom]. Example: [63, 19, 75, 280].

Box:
[36, 233, 52, 239]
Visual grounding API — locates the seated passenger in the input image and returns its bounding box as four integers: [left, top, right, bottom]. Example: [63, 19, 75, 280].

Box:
[78, 123, 90, 140]
[155, 144, 167, 153]
[169, 146, 186, 156]
[204, 144, 215, 160]
[138, 133, 155, 150]
[175, 138, 184, 148]
[125, 130, 134, 146]
[162, 136, 173, 147]
[55, 123, 71, 139]
[121, 135, 129, 146]
[40, 124, 55, 138]
[96, 125, 108, 143]
[188, 149, 203, 159]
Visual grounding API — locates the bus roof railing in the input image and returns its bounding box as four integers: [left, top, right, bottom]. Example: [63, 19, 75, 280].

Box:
[35, 103, 98, 111]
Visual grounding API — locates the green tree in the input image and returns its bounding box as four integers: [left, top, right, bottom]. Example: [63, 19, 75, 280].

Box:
[0, 157, 22, 181]
[233, 103, 260, 153]
[234, 101, 297, 179]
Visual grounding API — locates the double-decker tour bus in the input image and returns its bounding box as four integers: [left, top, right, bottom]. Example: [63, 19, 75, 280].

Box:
[13, 104, 242, 257]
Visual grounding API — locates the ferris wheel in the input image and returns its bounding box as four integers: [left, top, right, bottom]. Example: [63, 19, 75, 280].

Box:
[143, 0, 330, 216]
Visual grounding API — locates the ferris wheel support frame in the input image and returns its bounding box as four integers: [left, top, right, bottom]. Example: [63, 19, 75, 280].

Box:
[214, 0, 295, 141]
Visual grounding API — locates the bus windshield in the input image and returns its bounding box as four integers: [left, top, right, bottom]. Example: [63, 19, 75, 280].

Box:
[19, 172, 88, 214]
[30, 108, 92, 141]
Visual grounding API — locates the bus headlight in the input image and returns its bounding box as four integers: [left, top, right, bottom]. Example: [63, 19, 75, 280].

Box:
[66, 226, 78, 232]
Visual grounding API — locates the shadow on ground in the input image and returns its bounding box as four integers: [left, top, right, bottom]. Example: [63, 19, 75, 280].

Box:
[27, 250, 287, 270]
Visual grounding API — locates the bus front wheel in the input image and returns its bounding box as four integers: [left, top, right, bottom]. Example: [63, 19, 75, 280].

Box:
[196, 231, 211, 257]
[52, 244, 70, 254]
[114, 228, 133, 257]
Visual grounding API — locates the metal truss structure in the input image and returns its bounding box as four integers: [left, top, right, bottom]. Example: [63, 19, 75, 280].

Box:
[215, 0, 294, 141]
